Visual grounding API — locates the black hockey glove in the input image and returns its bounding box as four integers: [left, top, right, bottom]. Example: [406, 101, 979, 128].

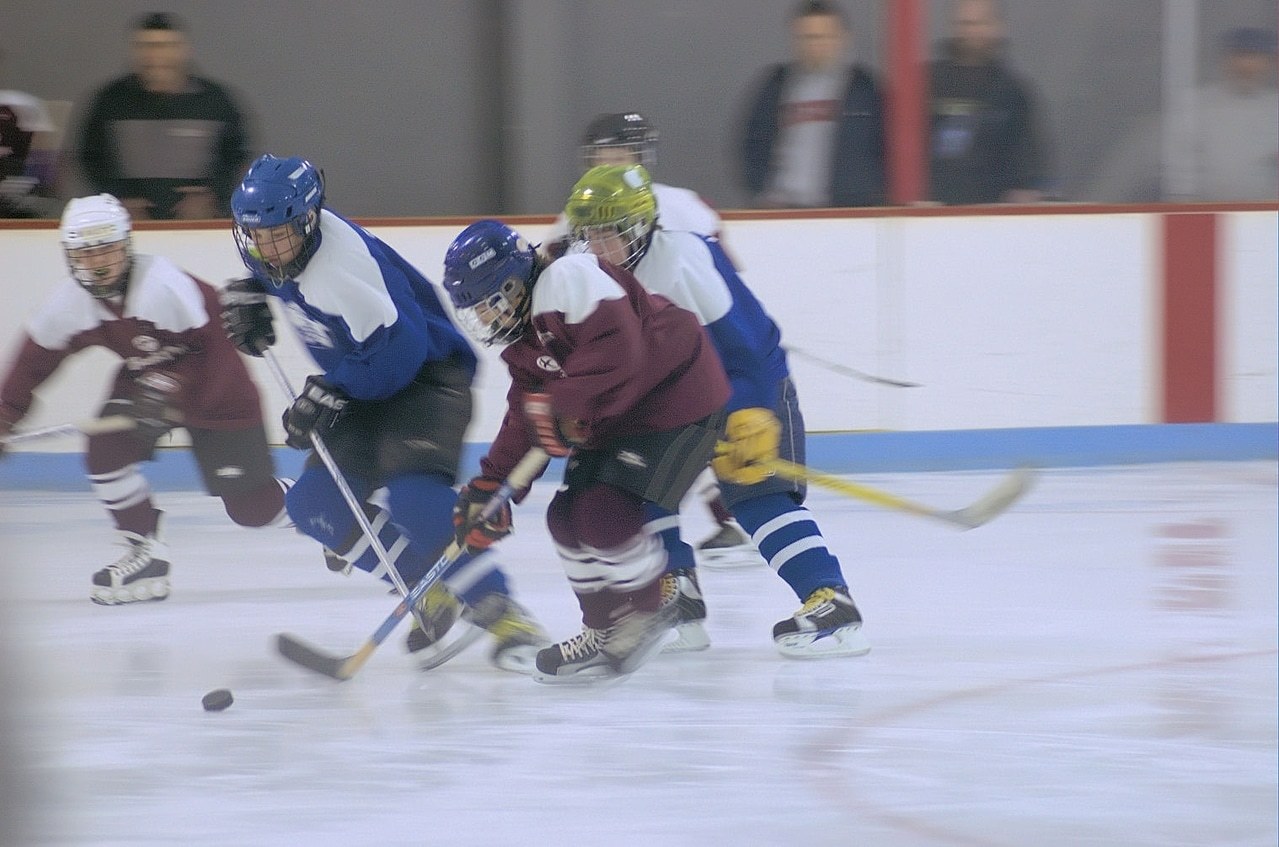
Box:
[220, 277, 275, 357]
[106, 370, 182, 444]
[282, 375, 349, 450]
[452, 476, 512, 553]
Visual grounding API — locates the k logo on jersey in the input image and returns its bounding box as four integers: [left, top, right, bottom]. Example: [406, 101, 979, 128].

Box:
[535, 355, 562, 374]
[283, 301, 334, 349]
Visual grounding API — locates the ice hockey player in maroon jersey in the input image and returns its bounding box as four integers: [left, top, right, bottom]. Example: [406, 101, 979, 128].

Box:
[0, 194, 290, 605]
[441, 220, 730, 683]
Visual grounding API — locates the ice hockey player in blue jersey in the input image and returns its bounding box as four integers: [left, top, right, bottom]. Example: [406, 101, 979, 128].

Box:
[565, 164, 870, 659]
[221, 154, 547, 672]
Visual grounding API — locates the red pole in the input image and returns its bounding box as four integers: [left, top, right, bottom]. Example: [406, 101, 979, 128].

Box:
[886, 0, 928, 205]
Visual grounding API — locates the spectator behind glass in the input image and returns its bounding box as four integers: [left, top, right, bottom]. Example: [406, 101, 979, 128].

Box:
[737, 0, 885, 209]
[1170, 27, 1278, 201]
[0, 46, 56, 219]
[75, 12, 251, 220]
[929, 0, 1047, 204]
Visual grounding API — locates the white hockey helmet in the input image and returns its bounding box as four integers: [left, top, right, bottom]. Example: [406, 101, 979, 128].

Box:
[60, 194, 133, 299]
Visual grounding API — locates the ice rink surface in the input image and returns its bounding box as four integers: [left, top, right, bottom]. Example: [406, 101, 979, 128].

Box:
[1, 461, 1275, 847]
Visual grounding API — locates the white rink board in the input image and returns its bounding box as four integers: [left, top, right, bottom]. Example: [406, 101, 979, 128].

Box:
[0, 210, 1274, 451]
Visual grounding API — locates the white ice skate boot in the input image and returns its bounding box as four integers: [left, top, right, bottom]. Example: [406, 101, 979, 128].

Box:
[91, 517, 170, 606]
[660, 568, 710, 653]
[695, 520, 761, 569]
[772, 586, 870, 658]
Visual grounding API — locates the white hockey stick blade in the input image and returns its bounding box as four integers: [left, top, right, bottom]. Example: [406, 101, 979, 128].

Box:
[945, 466, 1039, 529]
[1, 414, 135, 446]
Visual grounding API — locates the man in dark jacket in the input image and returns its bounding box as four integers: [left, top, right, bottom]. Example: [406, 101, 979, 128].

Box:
[929, 0, 1047, 204]
[76, 12, 251, 220]
[738, 0, 885, 208]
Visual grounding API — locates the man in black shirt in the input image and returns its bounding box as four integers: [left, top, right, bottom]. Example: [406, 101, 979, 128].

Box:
[76, 12, 251, 220]
[929, 0, 1047, 205]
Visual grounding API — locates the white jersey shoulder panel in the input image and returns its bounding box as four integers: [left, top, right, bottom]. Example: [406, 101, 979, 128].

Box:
[295, 210, 398, 343]
[123, 255, 210, 333]
[533, 253, 626, 324]
[652, 182, 721, 236]
[634, 231, 732, 325]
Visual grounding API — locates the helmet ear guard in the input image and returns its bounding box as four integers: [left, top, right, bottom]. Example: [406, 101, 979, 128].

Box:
[441, 220, 537, 347]
[564, 164, 658, 270]
[60, 194, 133, 299]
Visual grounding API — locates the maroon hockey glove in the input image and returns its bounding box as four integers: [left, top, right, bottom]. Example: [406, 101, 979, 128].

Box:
[522, 392, 586, 458]
[452, 476, 513, 553]
[120, 370, 182, 444]
[282, 375, 349, 450]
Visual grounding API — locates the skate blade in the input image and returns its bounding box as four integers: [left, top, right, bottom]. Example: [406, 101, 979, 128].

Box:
[695, 547, 764, 569]
[531, 663, 618, 686]
[413, 622, 486, 671]
[491, 641, 548, 675]
[774, 625, 871, 659]
[661, 622, 710, 653]
[91, 577, 170, 606]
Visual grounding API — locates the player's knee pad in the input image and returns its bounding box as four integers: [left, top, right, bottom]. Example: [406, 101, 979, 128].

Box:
[383, 472, 456, 549]
[547, 484, 644, 551]
[222, 479, 287, 528]
[285, 467, 370, 548]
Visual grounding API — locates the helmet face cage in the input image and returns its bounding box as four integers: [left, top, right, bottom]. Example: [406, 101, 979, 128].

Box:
[453, 274, 531, 347]
[231, 155, 325, 285]
[442, 220, 537, 347]
[60, 194, 133, 299]
[565, 165, 657, 271]
[580, 112, 657, 171]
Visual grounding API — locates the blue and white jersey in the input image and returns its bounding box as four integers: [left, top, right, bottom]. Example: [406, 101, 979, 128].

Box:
[633, 230, 788, 411]
[257, 210, 476, 401]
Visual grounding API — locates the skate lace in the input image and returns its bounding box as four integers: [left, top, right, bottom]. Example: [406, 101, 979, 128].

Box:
[107, 537, 152, 578]
[798, 587, 840, 616]
[560, 628, 602, 661]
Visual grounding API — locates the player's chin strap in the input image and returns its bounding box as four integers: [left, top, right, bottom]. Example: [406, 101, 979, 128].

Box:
[276, 447, 550, 681]
[258, 348, 432, 634]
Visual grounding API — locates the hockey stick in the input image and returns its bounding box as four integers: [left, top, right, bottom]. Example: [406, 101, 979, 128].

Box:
[276, 447, 550, 680]
[1, 414, 136, 446]
[259, 349, 427, 630]
[765, 457, 1036, 530]
[783, 345, 921, 389]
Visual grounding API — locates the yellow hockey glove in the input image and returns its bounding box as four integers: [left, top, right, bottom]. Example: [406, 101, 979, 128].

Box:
[712, 407, 781, 485]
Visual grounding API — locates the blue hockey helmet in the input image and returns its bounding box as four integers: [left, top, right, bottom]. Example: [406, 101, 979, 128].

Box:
[441, 220, 536, 346]
[231, 154, 325, 284]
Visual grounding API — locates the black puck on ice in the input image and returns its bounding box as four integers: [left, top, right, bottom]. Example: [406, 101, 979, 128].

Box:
[201, 688, 234, 712]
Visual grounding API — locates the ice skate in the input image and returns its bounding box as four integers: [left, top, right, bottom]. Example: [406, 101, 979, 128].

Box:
[323, 547, 352, 575]
[772, 586, 870, 658]
[468, 592, 550, 675]
[532, 627, 613, 684]
[407, 583, 486, 670]
[695, 520, 761, 569]
[660, 568, 710, 653]
[91, 517, 170, 606]
[601, 599, 679, 675]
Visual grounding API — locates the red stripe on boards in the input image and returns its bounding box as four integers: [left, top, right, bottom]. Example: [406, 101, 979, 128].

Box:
[1161, 213, 1218, 422]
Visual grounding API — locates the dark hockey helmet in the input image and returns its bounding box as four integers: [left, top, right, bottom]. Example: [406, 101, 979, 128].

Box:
[231, 154, 325, 285]
[580, 111, 658, 170]
[442, 220, 536, 347]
